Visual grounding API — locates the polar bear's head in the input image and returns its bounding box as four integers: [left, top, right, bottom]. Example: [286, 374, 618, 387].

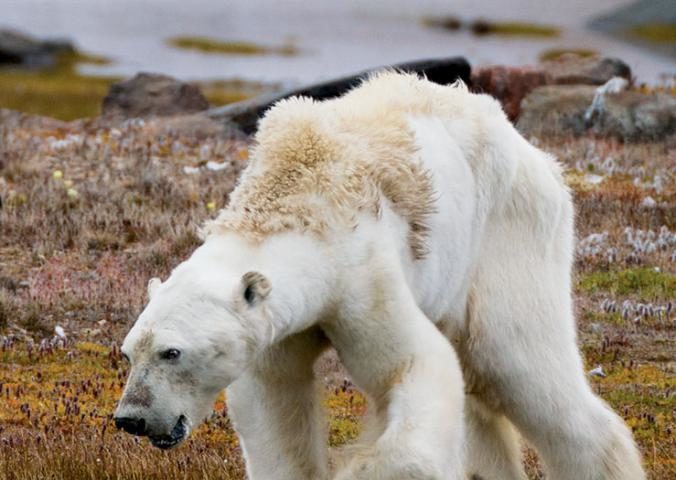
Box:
[114, 246, 272, 449]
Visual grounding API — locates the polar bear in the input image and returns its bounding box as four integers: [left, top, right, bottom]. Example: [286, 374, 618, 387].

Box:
[114, 72, 644, 480]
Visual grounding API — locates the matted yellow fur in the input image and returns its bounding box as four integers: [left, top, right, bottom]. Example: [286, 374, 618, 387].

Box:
[203, 72, 473, 259]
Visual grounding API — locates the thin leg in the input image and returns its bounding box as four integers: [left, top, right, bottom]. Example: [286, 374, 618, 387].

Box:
[326, 283, 465, 480]
[464, 394, 526, 480]
[227, 328, 329, 480]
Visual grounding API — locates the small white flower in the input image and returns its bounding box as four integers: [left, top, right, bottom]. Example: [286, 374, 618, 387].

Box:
[640, 196, 656, 208]
[183, 166, 201, 175]
[206, 160, 229, 171]
[588, 365, 606, 378]
[54, 325, 66, 339]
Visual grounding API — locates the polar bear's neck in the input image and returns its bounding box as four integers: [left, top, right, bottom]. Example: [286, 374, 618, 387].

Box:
[191, 233, 338, 347]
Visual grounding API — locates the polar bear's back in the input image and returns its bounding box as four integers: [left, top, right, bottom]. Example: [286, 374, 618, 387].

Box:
[205, 72, 568, 263]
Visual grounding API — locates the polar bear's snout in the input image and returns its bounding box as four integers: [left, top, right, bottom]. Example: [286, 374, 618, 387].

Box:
[113, 409, 188, 450]
[114, 369, 192, 450]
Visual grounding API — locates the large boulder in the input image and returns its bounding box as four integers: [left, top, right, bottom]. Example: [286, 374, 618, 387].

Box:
[102, 73, 210, 120]
[471, 56, 633, 122]
[0, 28, 73, 68]
[517, 85, 596, 135]
[517, 84, 676, 140]
[471, 65, 550, 120]
[543, 54, 632, 85]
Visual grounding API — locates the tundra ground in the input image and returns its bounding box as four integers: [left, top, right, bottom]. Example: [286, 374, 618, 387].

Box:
[0, 116, 673, 479]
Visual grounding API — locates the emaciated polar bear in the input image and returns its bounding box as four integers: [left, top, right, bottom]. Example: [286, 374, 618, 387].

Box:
[114, 72, 645, 480]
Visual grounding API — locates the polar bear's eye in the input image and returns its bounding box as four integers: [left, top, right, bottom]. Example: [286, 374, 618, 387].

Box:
[159, 348, 181, 360]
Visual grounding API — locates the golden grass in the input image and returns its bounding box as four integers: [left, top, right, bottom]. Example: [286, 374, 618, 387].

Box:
[0, 342, 368, 479]
[167, 36, 299, 56]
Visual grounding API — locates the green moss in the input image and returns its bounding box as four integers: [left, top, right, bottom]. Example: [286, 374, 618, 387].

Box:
[539, 48, 598, 62]
[628, 23, 676, 44]
[167, 36, 299, 56]
[197, 79, 270, 107]
[0, 48, 263, 119]
[471, 20, 559, 37]
[577, 268, 675, 300]
[0, 50, 117, 120]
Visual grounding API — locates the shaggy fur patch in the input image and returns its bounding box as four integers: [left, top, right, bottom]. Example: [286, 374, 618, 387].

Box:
[203, 72, 477, 259]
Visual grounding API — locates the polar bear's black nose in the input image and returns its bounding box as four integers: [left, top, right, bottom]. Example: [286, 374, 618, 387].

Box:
[114, 416, 148, 436]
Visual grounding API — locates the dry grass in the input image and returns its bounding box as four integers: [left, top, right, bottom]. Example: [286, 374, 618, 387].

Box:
[0, 113, 674, 478]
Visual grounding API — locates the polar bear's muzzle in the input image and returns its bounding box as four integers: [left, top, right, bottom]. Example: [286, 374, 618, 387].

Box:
[114, 413, 188, 450]
[148, 415, 188, 450]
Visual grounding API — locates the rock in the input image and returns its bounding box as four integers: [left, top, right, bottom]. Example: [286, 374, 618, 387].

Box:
[471, 65, 550, 120]
[209, 56, 471, 134]
[517, 84, 676, 140]
[102, 73, 210, 120]
[599, 90, 676, 140]
[543, 54, 631, 86]
[0, 28, 74, 68]
[517, 85, 596, 136]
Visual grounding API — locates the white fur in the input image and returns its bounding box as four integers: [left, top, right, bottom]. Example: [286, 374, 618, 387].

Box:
[116, 73, 644, 480]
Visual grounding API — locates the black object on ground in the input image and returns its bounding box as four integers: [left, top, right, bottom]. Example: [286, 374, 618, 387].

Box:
[208, 57, 471, 134]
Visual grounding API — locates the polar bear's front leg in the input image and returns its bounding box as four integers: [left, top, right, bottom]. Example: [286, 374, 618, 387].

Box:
[226, 328, 329, 480]
[325, 285, 465, 480]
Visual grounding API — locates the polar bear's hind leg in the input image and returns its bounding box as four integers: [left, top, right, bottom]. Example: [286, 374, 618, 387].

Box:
[462, 150, 645, 480]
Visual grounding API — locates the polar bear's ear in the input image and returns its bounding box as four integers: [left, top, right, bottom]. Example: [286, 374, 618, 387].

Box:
[147, 277, 162, 300]
[240, 271, 271, 306]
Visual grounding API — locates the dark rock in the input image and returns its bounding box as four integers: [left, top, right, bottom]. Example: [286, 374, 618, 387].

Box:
[598, 90, 676, 140]
[517, 84, 676, 140]
[471, 65, 550, 120]
[517, 85, 596, 135]
[209, 56, 471, 134]
[102, 73, 210, 120]
[543, 55, 632, 85]
[0, 28, 74, 68]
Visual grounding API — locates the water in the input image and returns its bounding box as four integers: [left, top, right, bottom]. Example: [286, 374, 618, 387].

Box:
[1, 0, 674, 86]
